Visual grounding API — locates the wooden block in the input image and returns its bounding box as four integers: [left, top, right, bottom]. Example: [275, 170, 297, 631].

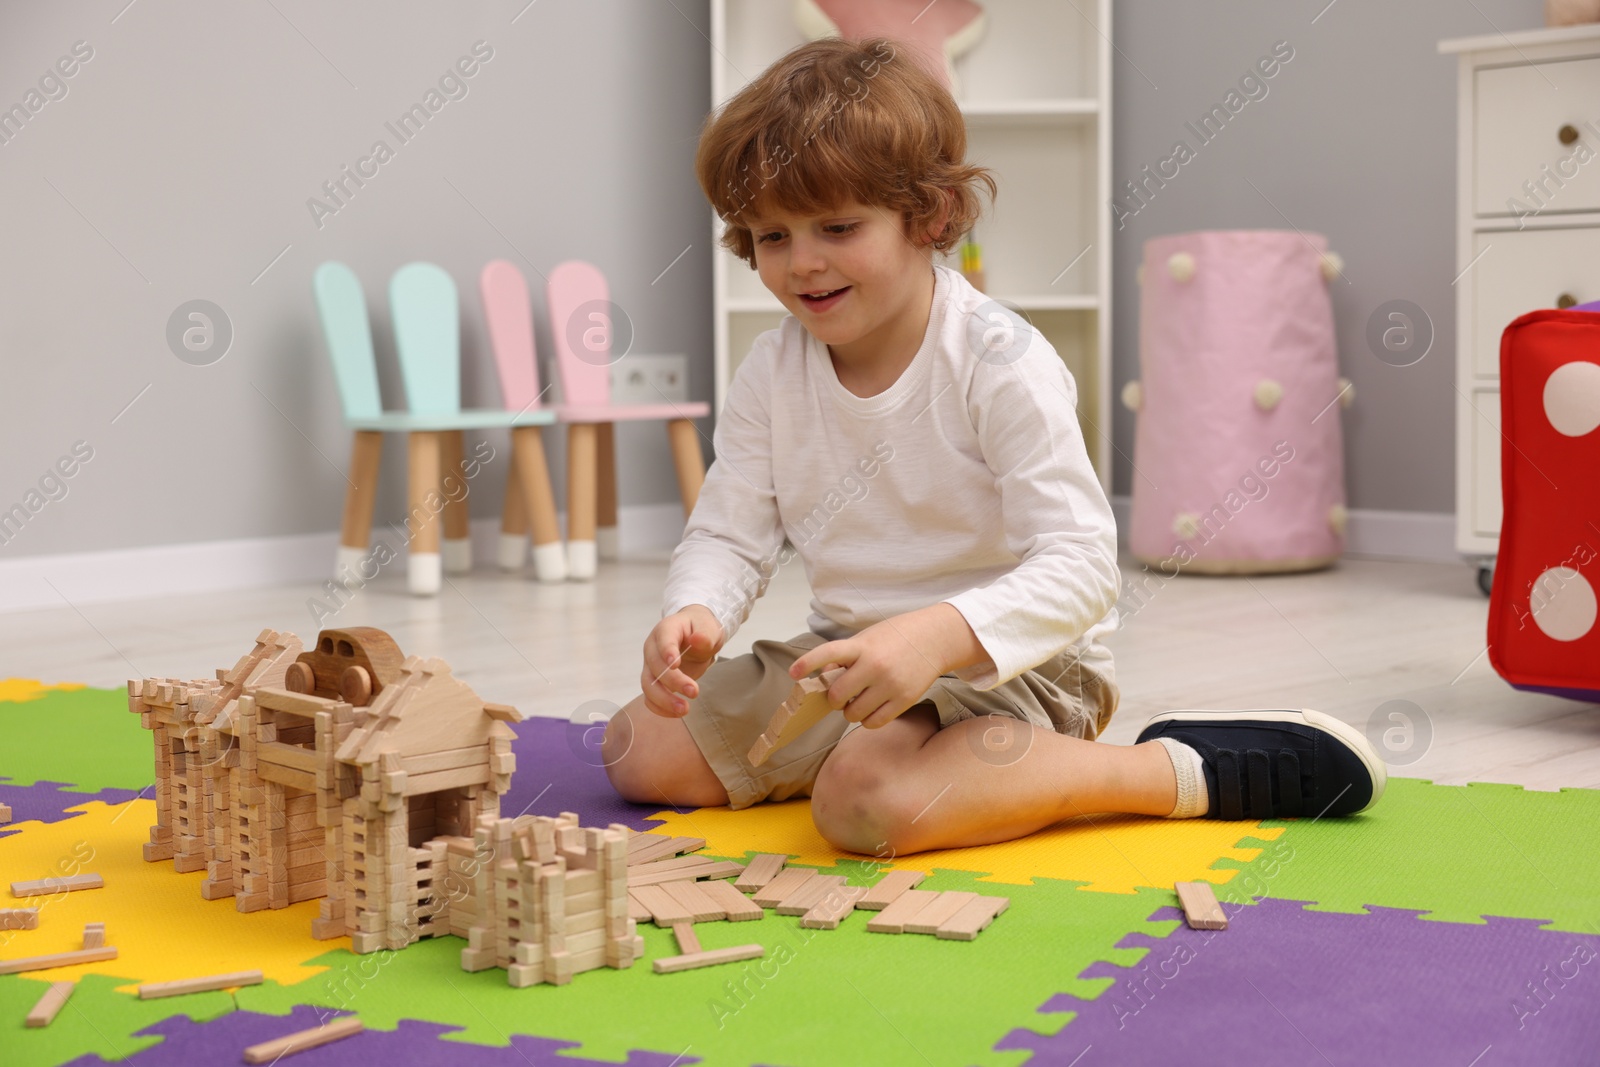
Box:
[138, 969, 265, 999]
[661, 880, 725, 923]
[242, 1015, 364, 1063]
[857, 869, 925, 910]
[733, 853, 786, 893]
[697, 878, 765, 921]
[752, 867, 816, 909]
[10, 873, 104, 897]
[905, 891, 979, 935]
[81, 923, 105, 949]
[1175, 881, 1228, 930]
[774, 874, 846, 915]
[628, 884, 694, 926]
[800, 884, 868, 929]
[671, 921, 701, 955]
[747, 667, 845, 767]
[627, 861, 744, 887]
[627, 835, 705, 866]
[0, 802, 10, 824]
[934, 895, 1010, 940]
[652, 944, 764, 974]
[0, 946, 118, 975]
[627, 854, 720, 881]
[626, 891, 653, 921]
[0, 908, 39, 930]
[866, 889, 939, 934]
[25, 980, 74, 1028]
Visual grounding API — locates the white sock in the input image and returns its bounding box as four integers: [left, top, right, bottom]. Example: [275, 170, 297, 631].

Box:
[1153, 737, 1210, 818]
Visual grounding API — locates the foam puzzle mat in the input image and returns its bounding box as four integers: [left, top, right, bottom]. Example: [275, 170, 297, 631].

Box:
[3, 681, 1598, 1066]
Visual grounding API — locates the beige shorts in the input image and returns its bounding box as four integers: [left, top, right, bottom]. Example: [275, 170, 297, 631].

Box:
[681, 631, 1120, 810]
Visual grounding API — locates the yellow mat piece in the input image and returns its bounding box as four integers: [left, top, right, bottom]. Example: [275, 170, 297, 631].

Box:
[0, 679, 85, 704]
[649, 799, 1282, 893]
[0, 800, 330, 991]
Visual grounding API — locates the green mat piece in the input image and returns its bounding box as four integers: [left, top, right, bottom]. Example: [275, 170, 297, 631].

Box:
[237, 869, 1178, 1067]
[1214, 778, 1600, 933]
[3, 972, 233, 1067]
[0, 687, 151, 793]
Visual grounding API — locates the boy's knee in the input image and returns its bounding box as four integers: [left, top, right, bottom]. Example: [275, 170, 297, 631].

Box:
[811, 746, 924, 856]
[601, 703, 650, 802]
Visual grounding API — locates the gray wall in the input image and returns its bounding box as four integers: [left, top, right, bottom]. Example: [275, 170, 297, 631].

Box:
[0, 0, 1554, 563]
[1110, 0, 1544, 510]
[0, 0, 712, 559]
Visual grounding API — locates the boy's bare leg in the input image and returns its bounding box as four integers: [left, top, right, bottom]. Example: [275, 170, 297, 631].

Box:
[602, 695, 730, 807]
[810, 707, 1179, 856]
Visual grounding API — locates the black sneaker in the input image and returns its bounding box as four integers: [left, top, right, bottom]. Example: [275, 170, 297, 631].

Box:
[1136, 709, 1387, 819]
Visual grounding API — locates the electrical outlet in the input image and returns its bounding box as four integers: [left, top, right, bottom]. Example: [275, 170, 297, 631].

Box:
[610, 353, 689, 404]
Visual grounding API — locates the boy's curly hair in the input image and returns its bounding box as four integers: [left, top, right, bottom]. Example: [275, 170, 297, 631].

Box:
[695, 36, 996, 269]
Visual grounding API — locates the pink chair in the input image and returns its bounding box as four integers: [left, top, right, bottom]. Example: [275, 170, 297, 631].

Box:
[481, 260, 710, 580]
[480, 260, 569, 583]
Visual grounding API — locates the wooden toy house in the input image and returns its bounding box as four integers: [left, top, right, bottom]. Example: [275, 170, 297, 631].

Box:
[130, 626, 523, 954]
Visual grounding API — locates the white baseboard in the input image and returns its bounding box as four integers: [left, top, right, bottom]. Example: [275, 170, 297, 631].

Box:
[1110, 496, 1459, 565]
[0, 503, 689, 615]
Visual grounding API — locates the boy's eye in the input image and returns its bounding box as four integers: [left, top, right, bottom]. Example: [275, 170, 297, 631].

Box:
[755, 223, 857, 244]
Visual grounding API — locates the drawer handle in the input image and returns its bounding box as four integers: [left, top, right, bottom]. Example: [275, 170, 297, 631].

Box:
[1560, 124, 1580, 145]
[1557, 293, 1578, 309]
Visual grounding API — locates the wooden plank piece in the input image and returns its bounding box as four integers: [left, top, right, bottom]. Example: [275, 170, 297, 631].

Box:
[627, 835, 705, 866]
[697, 877, 765, 921]
[905, 892, 979, 935]
[10, 873, 104, 897]
[138, 969, 265, 999]
[857, 869, 926, 910]
[732, 853, 787, 893]
[627, 860, 744, 887]
[242, 1015, 364, 1064]
[775, 874, 847, 916]
[671, 921, 701, 955]
[866, 889, 939, 934]
[1175, 881, 1228, 930]
[661, 880, 724, 923]
[800, 884, 868, 929]
[752, 867, 816, 909]
[0, 947, 118, 976]
[0, 907, 39, 930]
[627, 853, 722, 880]
[934, 895, 1010, 940]
[652, 944, 764, 974]
[626, 890, 654, 921]
[81, 923, 106, 950]
[26, 981, 74, 1028]
[628, 884, 694, 926]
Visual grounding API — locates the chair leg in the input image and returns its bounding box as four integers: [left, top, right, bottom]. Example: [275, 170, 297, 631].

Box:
[498, 449, 529, 570]
[407, 431, 444, 595]
[667, 418, 706, 516]
[338, 431, 383, 578]
[567, 423, 599, 581]
[597, 421, 619, 561]
[441, 430, 472, 574]
[511, 427, 567, 582]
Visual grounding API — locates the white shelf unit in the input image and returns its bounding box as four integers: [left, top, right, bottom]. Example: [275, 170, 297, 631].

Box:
[1439, 24, 1600, 559]
[709, 0, 1115, 491]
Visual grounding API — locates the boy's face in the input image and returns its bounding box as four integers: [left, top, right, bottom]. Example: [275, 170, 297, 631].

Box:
[746, 198, 935, 358]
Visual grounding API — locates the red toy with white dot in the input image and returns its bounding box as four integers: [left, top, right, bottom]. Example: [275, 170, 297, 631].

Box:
[1487, 308, 1600, 701]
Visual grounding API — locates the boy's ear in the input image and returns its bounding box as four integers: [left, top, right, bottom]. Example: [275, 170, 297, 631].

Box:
[921, 189, 954, 246]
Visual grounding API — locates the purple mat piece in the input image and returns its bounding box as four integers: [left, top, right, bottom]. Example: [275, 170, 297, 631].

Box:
[997, 898, 1600, 1066]
[0, 777, 144, 836]
[62, 1005, 698, 1067]
[501, 716, 671, 831]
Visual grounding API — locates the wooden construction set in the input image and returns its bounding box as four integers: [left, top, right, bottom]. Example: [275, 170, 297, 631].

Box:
[4, 623, 1227, 1057]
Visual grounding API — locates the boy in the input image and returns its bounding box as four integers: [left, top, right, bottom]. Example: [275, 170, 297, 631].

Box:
[602, 37, 1385, 857]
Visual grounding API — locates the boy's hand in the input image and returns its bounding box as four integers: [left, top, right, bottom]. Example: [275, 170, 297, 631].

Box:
[641, 605, 725, 718]
[789, 603, 986, 729]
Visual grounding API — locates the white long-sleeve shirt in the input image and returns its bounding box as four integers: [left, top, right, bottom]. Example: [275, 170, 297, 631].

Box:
[663, 264, 1121, 690]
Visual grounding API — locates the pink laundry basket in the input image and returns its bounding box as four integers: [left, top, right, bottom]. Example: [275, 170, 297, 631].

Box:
[1124, 230, 1353, 574]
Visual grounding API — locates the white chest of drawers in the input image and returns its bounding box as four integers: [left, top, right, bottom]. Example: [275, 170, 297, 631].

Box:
[1441, 24, 1600, 568]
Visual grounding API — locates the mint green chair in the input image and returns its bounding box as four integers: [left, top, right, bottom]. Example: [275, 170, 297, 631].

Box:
[312, 261, 562, 595]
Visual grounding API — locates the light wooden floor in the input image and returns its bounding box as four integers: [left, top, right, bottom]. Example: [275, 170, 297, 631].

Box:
[2, 552, 1595, 791]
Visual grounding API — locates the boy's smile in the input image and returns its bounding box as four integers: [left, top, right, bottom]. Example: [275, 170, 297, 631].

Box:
[747, 198, 940, 396]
